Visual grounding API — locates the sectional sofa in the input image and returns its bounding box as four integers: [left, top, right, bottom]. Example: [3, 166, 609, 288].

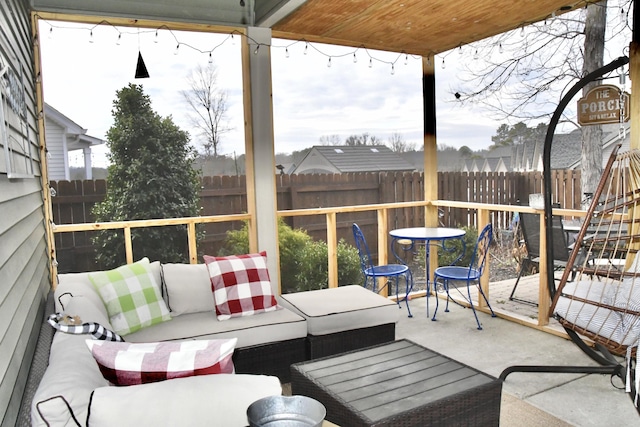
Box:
[27, 254, 401, 426]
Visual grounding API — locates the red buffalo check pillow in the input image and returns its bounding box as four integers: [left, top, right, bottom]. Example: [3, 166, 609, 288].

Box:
[203, 252, 280, 321]
[85, 338, 237, 386]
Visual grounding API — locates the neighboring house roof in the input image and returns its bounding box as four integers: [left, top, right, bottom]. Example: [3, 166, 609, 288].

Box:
[291, 145, 415, 174]
[45, 103, 105, 180]
[567, 122, 631, 169]
[45, 104, 104, 149]
[549, 130, 581, 169]
[483, 157, 508, 173]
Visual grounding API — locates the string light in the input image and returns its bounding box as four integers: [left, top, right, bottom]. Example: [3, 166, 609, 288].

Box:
[390, 64, 395, 75]
[48, 27, 53, 39]
[38, 17, 434, 73]
[37, 13, 562, 78]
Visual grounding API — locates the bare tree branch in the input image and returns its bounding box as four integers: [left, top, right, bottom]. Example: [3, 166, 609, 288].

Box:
[181, 63, 232, 158]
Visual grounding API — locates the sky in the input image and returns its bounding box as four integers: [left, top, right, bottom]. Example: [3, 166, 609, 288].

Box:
[37, 20, 524, 167]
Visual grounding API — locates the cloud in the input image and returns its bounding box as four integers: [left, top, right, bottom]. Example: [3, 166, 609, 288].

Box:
[39, 20, 501, 163]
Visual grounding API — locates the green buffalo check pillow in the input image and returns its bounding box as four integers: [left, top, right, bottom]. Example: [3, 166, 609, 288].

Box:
[88, 258, 171, 336]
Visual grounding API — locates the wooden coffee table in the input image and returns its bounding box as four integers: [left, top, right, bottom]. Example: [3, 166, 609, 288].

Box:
[291, 339, 501, 427]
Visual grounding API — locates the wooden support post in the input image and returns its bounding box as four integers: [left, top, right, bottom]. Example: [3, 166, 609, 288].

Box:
[477, 209, 490, 308]
[423, 56, 439, 286]
[537, 212, 550, 326]
[326, 212, 338, 288]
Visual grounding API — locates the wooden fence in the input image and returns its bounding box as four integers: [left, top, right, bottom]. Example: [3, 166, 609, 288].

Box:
[50, 170, 581, 272]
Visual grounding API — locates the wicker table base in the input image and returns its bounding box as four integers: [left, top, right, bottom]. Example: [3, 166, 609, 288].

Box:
[291, 339, 502, 427]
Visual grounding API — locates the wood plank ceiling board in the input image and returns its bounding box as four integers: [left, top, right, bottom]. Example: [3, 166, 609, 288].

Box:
[271, 0, 593, 56]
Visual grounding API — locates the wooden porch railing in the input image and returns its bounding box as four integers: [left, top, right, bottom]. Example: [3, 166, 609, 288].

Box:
[51, 201, 588, 335]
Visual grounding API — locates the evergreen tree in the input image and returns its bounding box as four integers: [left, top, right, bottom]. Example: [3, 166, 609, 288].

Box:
[92, 84, 201, 268]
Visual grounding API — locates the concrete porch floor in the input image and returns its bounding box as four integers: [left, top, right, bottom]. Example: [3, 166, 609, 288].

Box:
[394, 274, 639, 426]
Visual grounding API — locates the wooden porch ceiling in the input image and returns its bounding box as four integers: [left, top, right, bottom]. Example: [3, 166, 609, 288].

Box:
[31, 1, 593, 57]
[271, 0, 591, 56]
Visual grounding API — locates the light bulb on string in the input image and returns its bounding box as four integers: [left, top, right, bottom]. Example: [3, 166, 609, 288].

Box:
[369, 58, 373, 68]
[441, 58, 445, 69]
[254, 45, 260, 55]
[208, 52, 213, 64]
[327, 57, 332, 68]
[89, 29, 94, 43]
[304, 43, 308, 55]
[116, 33, 121, 46]
[520, 25, 525, 37]
[391, 64, 395, 75]
[285, 48, 290, 58]
[404, 54, 408, 65]
[174, 43, 180, 55]
[473, 49, 479, 60]
[48, 27, 53, 39]
[231, 34, 236, 45]
[154, 30, 158, 43]
[458, 46, 463, 55]
[353, 53, 357, 63]
[426, 56, 431, 66]
[499, 43, 503, 54]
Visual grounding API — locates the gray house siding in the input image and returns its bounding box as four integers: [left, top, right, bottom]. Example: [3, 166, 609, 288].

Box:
[0, 1, 50, 426]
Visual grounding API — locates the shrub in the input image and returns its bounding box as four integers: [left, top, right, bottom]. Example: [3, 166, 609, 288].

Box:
[220, 219, 362, 293]
[413, 226, 479, 268]
[438, 226, 478, 267]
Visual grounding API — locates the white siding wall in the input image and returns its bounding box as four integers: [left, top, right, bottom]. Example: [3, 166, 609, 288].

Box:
[0, 1, 50, 426]
[44, 119, 67, 180]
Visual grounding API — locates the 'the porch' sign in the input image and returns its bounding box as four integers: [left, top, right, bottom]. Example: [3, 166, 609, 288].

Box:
[577, 84, 629, 126]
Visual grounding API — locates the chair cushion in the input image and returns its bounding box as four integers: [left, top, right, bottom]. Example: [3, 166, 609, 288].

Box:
[88, 258, 171, 336]
[86, 338, 237, 386]
[279, 285, 400, 335]
[203, 252, 280, 321]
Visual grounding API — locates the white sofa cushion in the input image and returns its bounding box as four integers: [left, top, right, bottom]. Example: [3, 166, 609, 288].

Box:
[32, 296, 116, 426]
[87, 374, 282, 427]
[161, 263, 214, 315]
[279, 285, 400, 335]
[56, 261, 163, 316]
[125, 307, 307, 348]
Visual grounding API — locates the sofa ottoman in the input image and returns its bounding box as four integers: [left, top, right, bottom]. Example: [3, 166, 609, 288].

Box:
[279, 285, 400, 359]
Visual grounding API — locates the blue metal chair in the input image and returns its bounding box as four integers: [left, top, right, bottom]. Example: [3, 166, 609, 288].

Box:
[432, 223, 496, 329]
[352, 223, 413, 317]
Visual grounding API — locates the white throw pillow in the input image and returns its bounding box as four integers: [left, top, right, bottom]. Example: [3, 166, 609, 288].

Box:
[161, 263, 215, 316]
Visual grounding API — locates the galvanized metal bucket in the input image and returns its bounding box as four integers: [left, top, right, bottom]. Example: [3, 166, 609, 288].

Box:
[247, 395, 326, 427]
